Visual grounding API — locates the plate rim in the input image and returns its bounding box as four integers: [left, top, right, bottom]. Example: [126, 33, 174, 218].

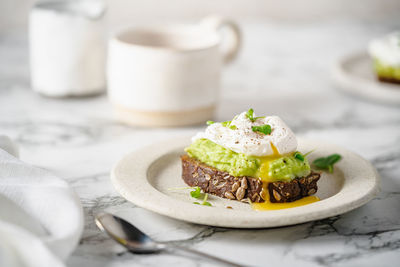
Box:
[111, 136, 380, 228]
[331, 51, 400, 105]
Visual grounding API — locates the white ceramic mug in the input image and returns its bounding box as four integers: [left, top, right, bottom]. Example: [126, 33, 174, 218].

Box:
[108, 16, 241, 126]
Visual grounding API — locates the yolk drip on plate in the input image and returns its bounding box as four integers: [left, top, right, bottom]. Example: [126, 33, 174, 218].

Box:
[252, 144, 320, 210]
[252, 193, 320, 210]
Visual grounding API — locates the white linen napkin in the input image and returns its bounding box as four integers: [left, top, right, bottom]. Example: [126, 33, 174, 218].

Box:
[0, 136, 84, 267]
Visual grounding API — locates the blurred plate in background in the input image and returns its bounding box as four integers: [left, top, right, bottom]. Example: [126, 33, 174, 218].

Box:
[332, 52, 400, 105]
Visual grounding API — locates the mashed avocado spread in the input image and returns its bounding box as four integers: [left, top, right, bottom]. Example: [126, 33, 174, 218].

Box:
[373, 58, 400, 80]
[185, 139, 311, 182]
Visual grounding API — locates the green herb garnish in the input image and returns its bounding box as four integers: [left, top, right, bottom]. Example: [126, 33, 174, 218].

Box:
[202, 201, 212, 206]
[167, 186, 197, 191]
[304, 150, 314, 157]
[190, 186, 202, 198]
[168, 186, 212, 206]
[221, 120, 237, 130]
[312, 154, 342, 173]
[246, 108, 255, 121]
[251, 124, 272, 135]
[246, 108, 265, 122]
[294, 152, 305, 161]
[201, 193, 212, 206]
[221, 121, 231, 127]
[193, 193, 212, 206]
[206, 120, 215, 125]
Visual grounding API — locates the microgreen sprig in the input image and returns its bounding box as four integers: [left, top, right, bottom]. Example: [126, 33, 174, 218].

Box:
[190, 186, 202, 198]
[221, 120, 237, 130]
[221, 120, 231, 127]
[246, 108, 265, 122]
[312, 154, 342, 173]
[304, 150, 315, 157]
[246, 108, 255, 121]
[193, 193, 212, 206]
[167, 186, 197, 191]
[251, 124, 272, 135]
[294, 152, 305, 161]
[168, 186, 212, 206]
[207, 108, 267, 130]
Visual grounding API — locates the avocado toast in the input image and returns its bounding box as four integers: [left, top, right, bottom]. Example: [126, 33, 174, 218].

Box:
[181, 109, 321, 204]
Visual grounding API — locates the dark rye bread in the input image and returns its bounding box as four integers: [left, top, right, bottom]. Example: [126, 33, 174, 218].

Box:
[181, 154, 321, 203]
[378, 76, 400, 85]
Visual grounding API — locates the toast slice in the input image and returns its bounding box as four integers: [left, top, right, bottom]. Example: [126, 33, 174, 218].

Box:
[181, 154, 320, 203]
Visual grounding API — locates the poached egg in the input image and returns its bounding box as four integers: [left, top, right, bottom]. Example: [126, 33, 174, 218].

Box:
[192, 111, 297, 157]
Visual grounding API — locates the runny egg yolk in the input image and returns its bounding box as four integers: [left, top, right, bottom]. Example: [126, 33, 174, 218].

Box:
[251, 185, 320, 211]
[251, 144, 320, 210]
[255, 143, 286, 183]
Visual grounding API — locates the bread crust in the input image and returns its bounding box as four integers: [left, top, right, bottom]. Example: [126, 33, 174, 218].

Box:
[378, 76, 400, 85]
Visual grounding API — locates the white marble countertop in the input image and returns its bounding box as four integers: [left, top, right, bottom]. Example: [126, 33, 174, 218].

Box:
[1, 20, 400, 267]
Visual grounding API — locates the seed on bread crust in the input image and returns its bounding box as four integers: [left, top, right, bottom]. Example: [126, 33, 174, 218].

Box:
[231, 182, 240, 192]
[241, 177, 248, 189]
[216, 181, 227, 188]
[236, 187, 245, 200]
[308, 188, 316, 195]
[224, 191, 236, 200]
[241, 198, 249, 203]
[272, 190, 281, 201]
[260, 188, 267, 200]
[252, 193, 261, 203]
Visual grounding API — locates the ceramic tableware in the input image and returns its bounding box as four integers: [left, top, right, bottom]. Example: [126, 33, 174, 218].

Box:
[332, 52, 400, 105]
[108, 16, 241, 126]
[111, 136, 379, 228]
[29, 0, 107, 97]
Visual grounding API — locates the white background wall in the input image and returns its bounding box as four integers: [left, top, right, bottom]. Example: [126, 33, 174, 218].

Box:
[1, 0, 400, 33]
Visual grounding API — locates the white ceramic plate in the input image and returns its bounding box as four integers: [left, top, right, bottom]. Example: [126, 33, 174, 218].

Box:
[111, 137, 379, 228]
[332, 51, 400, 105]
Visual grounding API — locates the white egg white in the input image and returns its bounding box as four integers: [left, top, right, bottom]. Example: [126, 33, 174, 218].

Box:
[192, 112, 297, 157]
[368, 32, 400, 66]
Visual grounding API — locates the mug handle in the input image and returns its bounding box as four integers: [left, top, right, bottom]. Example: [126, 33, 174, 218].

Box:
[200, 15, 241, 64]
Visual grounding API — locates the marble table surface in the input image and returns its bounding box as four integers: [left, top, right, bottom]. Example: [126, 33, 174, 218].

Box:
[1, 19, 400, 267]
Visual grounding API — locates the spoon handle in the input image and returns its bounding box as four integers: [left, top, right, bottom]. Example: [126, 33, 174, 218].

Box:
[168, 244, 244, 267]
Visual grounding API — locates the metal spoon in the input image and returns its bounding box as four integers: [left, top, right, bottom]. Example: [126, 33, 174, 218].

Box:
[95, 212, 243, 267]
